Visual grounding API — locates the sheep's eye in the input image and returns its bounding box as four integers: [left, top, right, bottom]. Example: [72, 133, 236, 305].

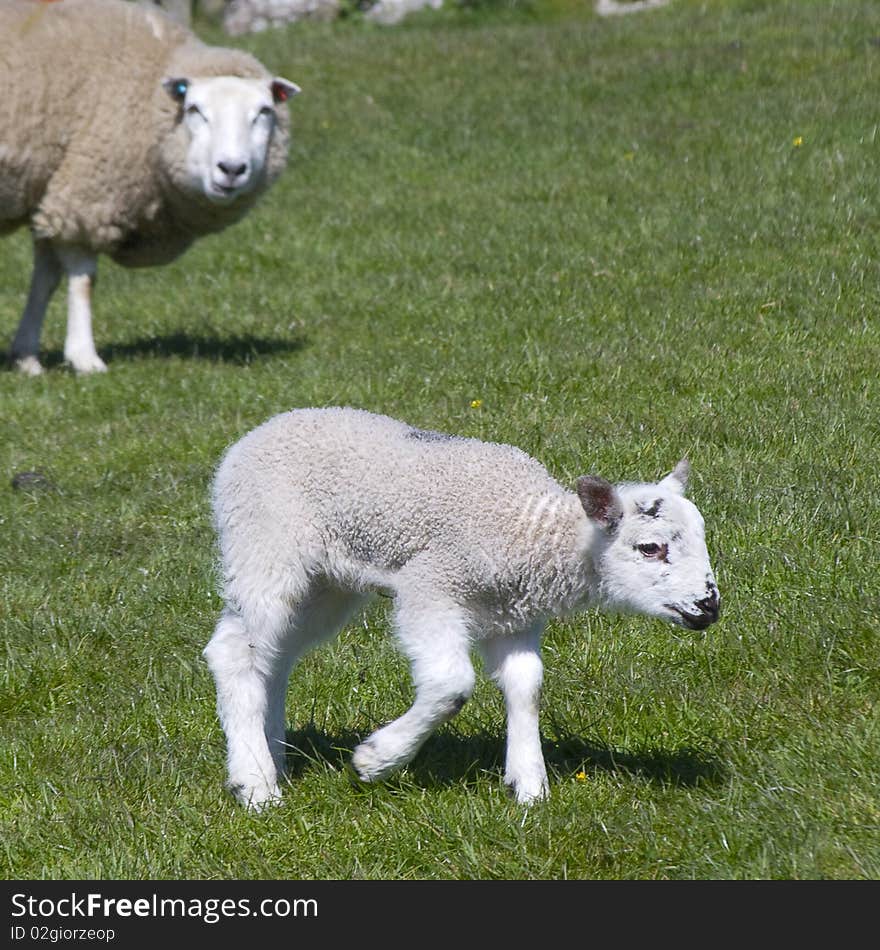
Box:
[254, 106, 274, 124]
[185, 104, 205, 120]
[637, 542, 667, 559]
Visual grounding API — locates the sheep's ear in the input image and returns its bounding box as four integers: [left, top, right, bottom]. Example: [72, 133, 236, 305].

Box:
[576, 476, 623, 532]
[659, 458, 689, 495]
[271, 78, 301, 103]
[163, 77, 189, 102]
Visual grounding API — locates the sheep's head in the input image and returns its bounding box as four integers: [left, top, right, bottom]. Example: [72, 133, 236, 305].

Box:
[577, 460, 720, 630]
[162, 75, 299, 205]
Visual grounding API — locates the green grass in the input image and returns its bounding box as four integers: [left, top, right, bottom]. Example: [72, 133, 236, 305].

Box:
[2, 0, 879, 879]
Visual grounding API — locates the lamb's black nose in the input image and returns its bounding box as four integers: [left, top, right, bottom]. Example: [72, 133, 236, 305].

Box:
[695, 587, 720, 622]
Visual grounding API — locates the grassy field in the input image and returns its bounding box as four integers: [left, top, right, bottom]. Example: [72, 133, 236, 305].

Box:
[1, 0, 879, 880]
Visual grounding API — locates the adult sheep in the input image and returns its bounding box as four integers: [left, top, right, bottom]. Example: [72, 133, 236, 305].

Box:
[0, 0, 299, 375]
[206, 407, 721, 810]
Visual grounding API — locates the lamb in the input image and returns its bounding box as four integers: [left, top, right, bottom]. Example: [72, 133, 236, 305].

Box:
[0, 0, 299, 376]
[205, 406, 721, 809]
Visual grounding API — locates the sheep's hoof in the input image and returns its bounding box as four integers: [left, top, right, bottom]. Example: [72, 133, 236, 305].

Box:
[13, 355, 44, 376]
[66, 353, 108, 375]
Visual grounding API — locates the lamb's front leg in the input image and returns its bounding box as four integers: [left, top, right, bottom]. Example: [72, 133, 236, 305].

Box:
[352, 599, 475, 782]
[10, 239, 63, 376]
[57, 246, 106, 374]
[480, 625, 548, 804]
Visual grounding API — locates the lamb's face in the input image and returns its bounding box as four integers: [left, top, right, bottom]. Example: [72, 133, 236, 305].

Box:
[163, 76, 299, 204]
[577, 462, 720, 630]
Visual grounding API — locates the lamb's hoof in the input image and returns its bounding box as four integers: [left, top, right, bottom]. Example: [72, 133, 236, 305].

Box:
[13, 355, 44, 376]
[229, 781, 283, 812]
[66, 352, 108, 375]
[350, 740, 396, 783]
[504, 775, 550, 805]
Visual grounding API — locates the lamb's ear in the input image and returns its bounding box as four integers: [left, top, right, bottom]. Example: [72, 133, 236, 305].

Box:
[271, 78, 301, 103]
[163, 77, 189, 103]
[658, 458, 689, 495]
[576, 476, 623, 532]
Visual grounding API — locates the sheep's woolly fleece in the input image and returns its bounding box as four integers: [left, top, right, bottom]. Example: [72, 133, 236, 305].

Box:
[0, 0, 291, 267]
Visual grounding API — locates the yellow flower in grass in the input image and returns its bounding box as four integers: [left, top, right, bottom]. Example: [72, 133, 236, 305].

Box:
[575, 770, 587, 782]
[793, 136, 803, 147]
[470, 399, 483, 409]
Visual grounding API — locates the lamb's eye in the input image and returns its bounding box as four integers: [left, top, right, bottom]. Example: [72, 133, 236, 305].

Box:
[185, 104, 205, 121]
[637, 542, 667, 559]
[255, 106, 274, 123]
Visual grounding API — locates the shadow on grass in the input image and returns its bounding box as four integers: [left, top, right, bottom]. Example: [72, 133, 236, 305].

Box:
[282, 723, 726, 791]
[546, 735, 727, 788]
[34, 331, 308, 370]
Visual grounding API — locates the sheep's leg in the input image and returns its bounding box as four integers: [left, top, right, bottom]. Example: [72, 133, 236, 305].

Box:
[57, 246, 106, 374]
[10, 239, 63, 376]
[479, 625, 549, 804]
[351, 598, 475, 783]
[205, 586, 366, 809]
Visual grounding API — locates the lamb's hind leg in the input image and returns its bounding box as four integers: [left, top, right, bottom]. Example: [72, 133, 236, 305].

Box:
[263, 585, 368, 778]
[10, 239, 62, 376]
[203, 603, 291, 810]
[352, 596, 475, 782]
[204, 585, 367, 810]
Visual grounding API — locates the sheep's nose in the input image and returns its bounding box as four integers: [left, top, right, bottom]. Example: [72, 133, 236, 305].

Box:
[217, 160, 248, 179]
[696, 587, 720, 622]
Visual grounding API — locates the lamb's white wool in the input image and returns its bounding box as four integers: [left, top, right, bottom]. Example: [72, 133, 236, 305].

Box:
[205, 407, 720, 808]
[0, 0, 299, 375]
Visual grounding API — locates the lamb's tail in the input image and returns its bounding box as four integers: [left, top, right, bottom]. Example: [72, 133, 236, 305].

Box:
[595, 0, 671, 16]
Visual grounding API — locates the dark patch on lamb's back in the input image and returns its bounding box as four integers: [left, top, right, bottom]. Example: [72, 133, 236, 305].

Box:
[406, 426, 457, 443]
